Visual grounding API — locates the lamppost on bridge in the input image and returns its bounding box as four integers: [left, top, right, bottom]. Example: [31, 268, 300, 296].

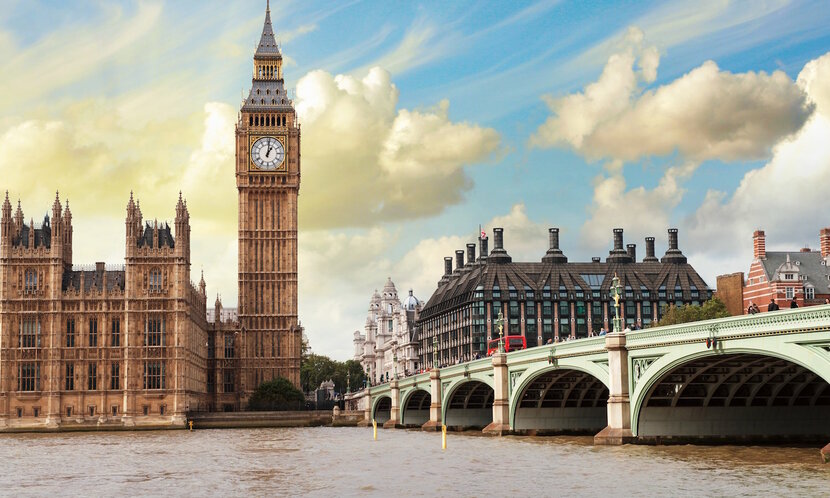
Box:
[347, 370, 351, 393]
[494, 310, 506, 353]
[432, 335, 438, 369]
[611, 273, 623, 334]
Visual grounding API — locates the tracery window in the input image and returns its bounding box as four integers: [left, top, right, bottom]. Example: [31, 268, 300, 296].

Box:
[149, 268, 162, 292]
[24, 269, 38, 293]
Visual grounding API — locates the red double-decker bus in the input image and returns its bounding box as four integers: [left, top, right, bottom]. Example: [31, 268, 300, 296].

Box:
[486, 336, 526, 356]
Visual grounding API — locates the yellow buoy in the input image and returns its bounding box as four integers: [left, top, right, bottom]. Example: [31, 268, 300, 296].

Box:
[372, 419, 377, 440]
[441, 424, 447, 450]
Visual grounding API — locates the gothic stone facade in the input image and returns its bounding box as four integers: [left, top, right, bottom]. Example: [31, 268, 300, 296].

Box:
[0, 193, 210, 430]
[235, 2, 303, 393]
[0, 3, 302, 428]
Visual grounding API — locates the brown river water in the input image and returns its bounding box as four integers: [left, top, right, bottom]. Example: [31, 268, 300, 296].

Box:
[1, 427, 827, 497]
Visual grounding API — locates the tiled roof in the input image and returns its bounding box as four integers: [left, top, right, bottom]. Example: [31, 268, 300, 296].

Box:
[420, 259, 710, 320]
[62, 270, 125, 292]
[761, 251, 830, 291]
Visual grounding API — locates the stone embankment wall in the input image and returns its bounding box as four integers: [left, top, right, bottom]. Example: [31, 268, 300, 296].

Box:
[188, 410, 365, 429]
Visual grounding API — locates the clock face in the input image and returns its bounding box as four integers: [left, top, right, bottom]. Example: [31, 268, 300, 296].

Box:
[251, 136, 285, 171]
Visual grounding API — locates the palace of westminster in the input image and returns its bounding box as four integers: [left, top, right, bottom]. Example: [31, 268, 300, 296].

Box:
[0, 3, 301, 429]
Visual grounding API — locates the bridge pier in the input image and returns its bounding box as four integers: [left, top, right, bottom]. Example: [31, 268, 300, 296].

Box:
[383, 380, 401, 428]
[422, 368, 443, 431]
[483, 352, 511, 436]
[357, 391, 371, 427]
[594, 330, 634, 445]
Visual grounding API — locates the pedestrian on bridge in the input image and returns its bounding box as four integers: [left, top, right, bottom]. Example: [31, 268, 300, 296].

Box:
[790, 299, 799, 309]
[768, 299, 780, 312]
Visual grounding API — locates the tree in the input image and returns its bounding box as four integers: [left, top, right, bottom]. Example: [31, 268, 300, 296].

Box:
[655, 297, 730, 327]
[247, 377, 305, 411]
[300, 353, 336, 393]
[300, 353, 366, 394]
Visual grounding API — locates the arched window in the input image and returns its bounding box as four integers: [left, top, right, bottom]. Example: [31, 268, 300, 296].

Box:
[256, 89, 260, 95]
[255, 116, 259, 126]
[149, 268, 162, 293]
[24, 269, 37, 293]
[249, 116, 253, 126]
[272, 99, 276, 105]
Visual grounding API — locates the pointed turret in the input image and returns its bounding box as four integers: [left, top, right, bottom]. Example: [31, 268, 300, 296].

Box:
[243, 1, 291, 112]
[2, 191, 10, 219]
[51, 191, 62, 221]
[199, 270, 206, 297]
[255, 1, 281, 59]
[14, 199, 23, 230]
[1, 191, 11, 249]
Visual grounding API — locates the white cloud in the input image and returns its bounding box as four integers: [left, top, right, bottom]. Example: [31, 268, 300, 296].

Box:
[531, 27, 813, 163]
[684, 51, 830, 267]
[296, 66, 500, 228]
[581, 163, 696, 250]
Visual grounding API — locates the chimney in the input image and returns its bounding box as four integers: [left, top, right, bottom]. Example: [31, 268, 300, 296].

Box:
[466, 243, 476, 266]
[820, 228, 830, 259]
[455, 250, 464, 271]
[644, 237, 657, 262]
[661, 228, 687, 264]
[479, 236, 488, 262]
[488, 227, 512, 263]
[549, 228, 560, 251]
[542, 227, 567, 263]
[607, 228, 630, 263]
[444, 257, 453, 276]
[95, 262, 105, 273]
[753, 230, 766, 260]
[613, 228, 624, 251]
[668, 228, 679, 251]
[626, 244, 636, 262]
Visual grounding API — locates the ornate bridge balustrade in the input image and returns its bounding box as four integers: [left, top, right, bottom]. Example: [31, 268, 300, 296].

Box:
[358, 306, 830, 444]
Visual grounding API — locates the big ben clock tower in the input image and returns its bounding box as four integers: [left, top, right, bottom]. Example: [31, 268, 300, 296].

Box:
[236, 1, 302, 393]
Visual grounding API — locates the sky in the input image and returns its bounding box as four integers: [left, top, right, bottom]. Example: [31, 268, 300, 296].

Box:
[2, 0, 830, 360]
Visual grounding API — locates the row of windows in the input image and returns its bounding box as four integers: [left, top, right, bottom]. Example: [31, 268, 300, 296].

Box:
[14, 404, 166, 419]
[20, 317, 161, 349]
[18, 361, 157, 392]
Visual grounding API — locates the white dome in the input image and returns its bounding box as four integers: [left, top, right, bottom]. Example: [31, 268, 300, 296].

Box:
[403, 289, 420, 311]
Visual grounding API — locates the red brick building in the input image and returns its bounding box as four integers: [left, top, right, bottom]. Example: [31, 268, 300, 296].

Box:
[736, 228, 830, 312]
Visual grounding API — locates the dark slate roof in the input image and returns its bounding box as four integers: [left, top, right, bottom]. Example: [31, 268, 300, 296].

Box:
[13, 217, 51, 249]
[254, 4, 281, 58]
[761, 251, 830, 292]
[242, 80, 294, 112]
[420, 258, 711, 321]
[62, 270, 125, 292]
[137, 223, 175, 249]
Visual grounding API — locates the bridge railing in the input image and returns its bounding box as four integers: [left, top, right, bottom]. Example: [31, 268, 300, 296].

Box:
[626, 304, 830, 348]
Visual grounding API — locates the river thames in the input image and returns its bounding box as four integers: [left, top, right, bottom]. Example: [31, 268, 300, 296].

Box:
[1, 427, 827, 496]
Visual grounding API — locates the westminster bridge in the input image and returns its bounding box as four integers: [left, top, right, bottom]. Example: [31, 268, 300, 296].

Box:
[353, 306, 830, 444]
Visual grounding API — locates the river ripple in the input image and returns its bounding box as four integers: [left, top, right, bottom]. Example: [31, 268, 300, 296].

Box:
[1, 427, 827, 497]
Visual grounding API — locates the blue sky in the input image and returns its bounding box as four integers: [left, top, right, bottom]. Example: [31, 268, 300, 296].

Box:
[2, 0, 830, 359]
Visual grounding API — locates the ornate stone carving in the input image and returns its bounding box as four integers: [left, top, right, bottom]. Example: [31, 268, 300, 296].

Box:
[632, 356, 660, 388]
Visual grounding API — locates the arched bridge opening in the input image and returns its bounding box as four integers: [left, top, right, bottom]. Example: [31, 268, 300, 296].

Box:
[372, 396, 391, 425]
[514, 369, 608, 434]
[401, 389, 430, 427]
[445, 381, 494, 430]
[637, 353, 830, 442]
